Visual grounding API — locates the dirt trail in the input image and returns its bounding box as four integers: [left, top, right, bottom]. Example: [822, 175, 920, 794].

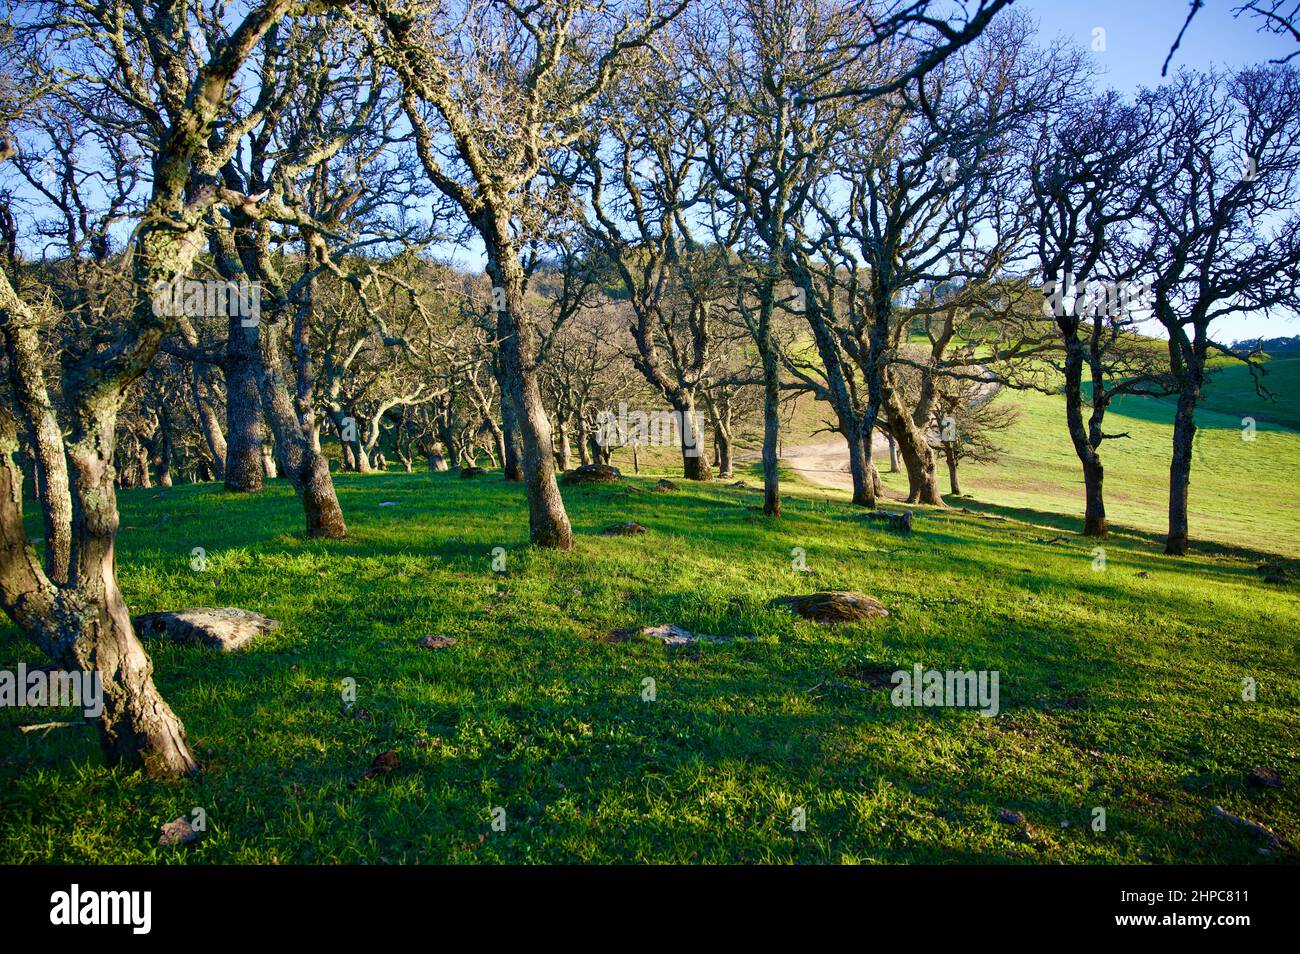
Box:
[740, 377, 1001, 492]
[737, 432, 894, 492]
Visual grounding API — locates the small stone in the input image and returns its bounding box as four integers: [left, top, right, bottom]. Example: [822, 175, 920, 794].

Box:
[773, 591, 889, 624]
[654, 479, 679, 493]
[459, 466, 488, 479]
[601, 521, 648, 536]
[608, 623, 700, 645]
[1135, 571, 1150, 578]
[998, 809, 1024, 826]
[158, 817, 197, 847]
[1248, 766, 1283, 789]
[417, 635, 456, 650]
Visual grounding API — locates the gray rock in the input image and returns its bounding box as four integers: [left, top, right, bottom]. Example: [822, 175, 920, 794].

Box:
[562, 463, 622, 485]
[134, 607, 280, 652]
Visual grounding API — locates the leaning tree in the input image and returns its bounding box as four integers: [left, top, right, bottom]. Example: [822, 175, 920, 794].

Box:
[0, 0, 334, 777]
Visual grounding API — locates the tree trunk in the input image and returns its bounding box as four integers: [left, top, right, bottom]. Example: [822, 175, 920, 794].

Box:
[884, 380, 943, 506]
[760, 340, 781, 517]
[0, 405, 199, 779]
[944, 442, 961, 496]
[501, 394, 524, 482]
[223, 327, 265, 493]
[252, 313, 346, 538]
[715, 424, 734, 479]
[1166, 386, 1197, 555]
[485, 240, 572, 549]
[556, 420, 572, 472]
[846, 421, 875, 507]
[0, 294, 72, 583]
[261, 443, 278, 479]
[177, 318, 227, 476]
[677, 398, 712, 481]
[135, 446, 153, 489]
[577, 417, 592, 466]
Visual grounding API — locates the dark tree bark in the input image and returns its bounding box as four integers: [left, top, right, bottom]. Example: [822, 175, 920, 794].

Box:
[714, 422, 733, 478]
[501, 390, 524, 482]
[223, 321, 265, 493]
[1165, 384, 1198, 555]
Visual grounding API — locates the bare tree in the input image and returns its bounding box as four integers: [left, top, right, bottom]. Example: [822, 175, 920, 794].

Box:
[361, 0, 687, 548]
[1142, 67, 1300, 554]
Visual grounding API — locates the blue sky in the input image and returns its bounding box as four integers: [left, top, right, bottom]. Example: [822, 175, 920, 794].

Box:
[1019, 0, 1299, 343]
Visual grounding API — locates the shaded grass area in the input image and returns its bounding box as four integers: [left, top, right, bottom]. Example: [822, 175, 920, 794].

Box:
[1, 470, 1296, 863]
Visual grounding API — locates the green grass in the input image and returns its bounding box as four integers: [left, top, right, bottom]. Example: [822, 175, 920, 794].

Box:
[941, 380, 1300, 557]
[1189, 357, 1300, 431]
[1, 465, 1296, 863]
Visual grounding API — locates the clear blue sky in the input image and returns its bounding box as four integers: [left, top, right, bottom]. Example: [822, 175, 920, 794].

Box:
[1018, 0, 1299, 343]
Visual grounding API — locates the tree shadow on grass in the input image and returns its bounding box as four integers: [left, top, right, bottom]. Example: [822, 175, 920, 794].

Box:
[948, 495, 1300, 569]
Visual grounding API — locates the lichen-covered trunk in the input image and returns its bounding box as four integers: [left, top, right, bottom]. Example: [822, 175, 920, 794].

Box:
[485, 239, 571, 549]
[676, 397, 712, 481]
[224, 325, 265, 493]
[69, 444, 198, 775]
[0, 290, 72, 583]
[254, 320, 346, 538]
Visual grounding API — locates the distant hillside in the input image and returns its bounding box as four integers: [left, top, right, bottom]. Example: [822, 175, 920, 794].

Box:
[1230, 334, 1300, 356]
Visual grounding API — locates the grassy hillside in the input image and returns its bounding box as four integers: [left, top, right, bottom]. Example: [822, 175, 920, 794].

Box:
[1, 470, 1296, 863]
[1190, 357, 1300, 431]
[926, 386, 1300, 558]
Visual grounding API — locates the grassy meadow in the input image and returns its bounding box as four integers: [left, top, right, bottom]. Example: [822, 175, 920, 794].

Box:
[1, 408, 1296, 861]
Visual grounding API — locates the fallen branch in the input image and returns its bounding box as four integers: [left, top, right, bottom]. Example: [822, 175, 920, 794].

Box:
[1210, 805, 1289, 849]
[18, 720, 84, 734]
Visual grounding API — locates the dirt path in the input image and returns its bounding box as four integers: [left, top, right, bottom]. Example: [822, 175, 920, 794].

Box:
[741, 377, 1001, 492]
[737, 432, 894, 492]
